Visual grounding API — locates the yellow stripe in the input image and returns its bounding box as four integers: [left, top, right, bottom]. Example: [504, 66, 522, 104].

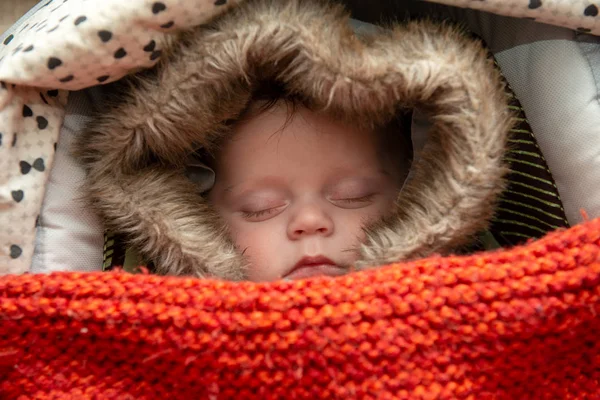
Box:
[507, 150, 542, 158]
[496, 207, 560, 230]
[498, 198, 568, 223]
[504, 189, 562, 208]
[492, 219, 549, 234]
[505, 157, 547, 171]
[509, 170, 556, 188]
[510, 128, 532, 134]
[508, 138, 535, 145]
[507, 180, 559, 198]
[499, 231, 534, 240]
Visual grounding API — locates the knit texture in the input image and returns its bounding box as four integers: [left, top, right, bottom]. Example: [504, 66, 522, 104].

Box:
[1, 218, 600, 399]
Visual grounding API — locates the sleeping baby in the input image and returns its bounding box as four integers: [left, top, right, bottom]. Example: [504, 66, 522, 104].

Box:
[205, 84, 410, 281]
[75, 0, 512, 281]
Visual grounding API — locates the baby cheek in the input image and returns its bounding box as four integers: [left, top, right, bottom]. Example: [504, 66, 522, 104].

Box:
[228, 221, 286, 281]
[334, 203, 390, 245]
[335, 211, 369, 242]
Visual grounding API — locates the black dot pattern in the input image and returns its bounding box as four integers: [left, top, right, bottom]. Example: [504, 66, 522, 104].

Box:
[47, 57, 62, 69]
[10, 245, 23, 259]
[22, 105, 33, 117]
[23, 45, 34, 52]
[3, 34, 14, 45]
[160, 21, 174, 29]
[59, 75, 74, 83]
[74, 16, 87, 25]
[143, 40, 156, 52]
[11, 190, 24, 203]
[33, 158, 45, 172]
[97, 75, 110, 83]
[47, 90, 59, 97]
[152, 2, 166, 14]
[114, 48, 127, 59]
[584, 4, 599, 16]
[215, 0, 227, 5]
[98, 30, 112, 43]
[37, 116, 49, 130]
[20, 161, 32, 175]
[528, 0, 542, 8]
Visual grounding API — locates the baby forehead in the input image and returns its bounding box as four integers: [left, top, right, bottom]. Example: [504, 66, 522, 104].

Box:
[224, 102, 397, 155]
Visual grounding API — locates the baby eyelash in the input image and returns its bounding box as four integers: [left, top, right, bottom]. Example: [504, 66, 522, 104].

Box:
[338, 194, 375, 204]
[241, 208, 277, 219]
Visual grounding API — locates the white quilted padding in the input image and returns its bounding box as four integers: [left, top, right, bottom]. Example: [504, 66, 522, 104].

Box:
[31, 90, 104, 273]
[432, 5, 600, 225]
[495, 30, 600, 225]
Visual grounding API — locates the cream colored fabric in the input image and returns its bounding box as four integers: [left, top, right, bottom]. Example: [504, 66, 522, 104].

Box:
[0, 0, 241, 274]
[430, 0, 600, 35]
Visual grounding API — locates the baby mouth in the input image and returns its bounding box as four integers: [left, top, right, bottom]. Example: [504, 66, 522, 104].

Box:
[284, 255, 347, 280]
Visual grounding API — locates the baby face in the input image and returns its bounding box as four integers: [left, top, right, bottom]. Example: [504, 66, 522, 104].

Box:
[209, 102, 402, 281]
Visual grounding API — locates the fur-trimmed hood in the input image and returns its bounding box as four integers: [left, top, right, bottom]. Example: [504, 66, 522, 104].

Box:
[76, 0, 512, 279]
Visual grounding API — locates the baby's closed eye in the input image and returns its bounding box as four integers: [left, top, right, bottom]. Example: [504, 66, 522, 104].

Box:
[237, 193, 289, 222]
[240, 204, 287, 221]
[326, 178, 380, 208]
[332, 194, 376, 204]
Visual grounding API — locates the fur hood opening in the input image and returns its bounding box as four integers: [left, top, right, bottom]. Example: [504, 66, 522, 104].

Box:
[76, 0, 513, 279]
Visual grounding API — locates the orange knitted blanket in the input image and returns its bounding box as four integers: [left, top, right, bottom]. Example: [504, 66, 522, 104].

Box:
[1, 219, 600, 399]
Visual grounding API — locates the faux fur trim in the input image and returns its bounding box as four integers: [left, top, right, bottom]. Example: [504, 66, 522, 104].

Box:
[75, 0, 513, 278]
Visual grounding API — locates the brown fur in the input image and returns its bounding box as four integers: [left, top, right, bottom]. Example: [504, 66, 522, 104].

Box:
[75, 0, 513, 279]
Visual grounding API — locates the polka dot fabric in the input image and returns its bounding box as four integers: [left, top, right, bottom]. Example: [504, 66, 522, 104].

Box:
[0, 84, 68, 274]
[0, 0, 239, 89]
[1, 218, 600, 398]
[0, 0, 239, 274]
[429, 0, 600, 34]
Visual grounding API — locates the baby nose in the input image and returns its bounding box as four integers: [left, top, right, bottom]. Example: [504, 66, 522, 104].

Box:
[287, 202, 334, 240]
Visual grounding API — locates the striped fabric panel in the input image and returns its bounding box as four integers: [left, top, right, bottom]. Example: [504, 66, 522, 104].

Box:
[103, 231, 155, 272]
[103, 232, 116, 271]
[489, 76, 570, 247]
